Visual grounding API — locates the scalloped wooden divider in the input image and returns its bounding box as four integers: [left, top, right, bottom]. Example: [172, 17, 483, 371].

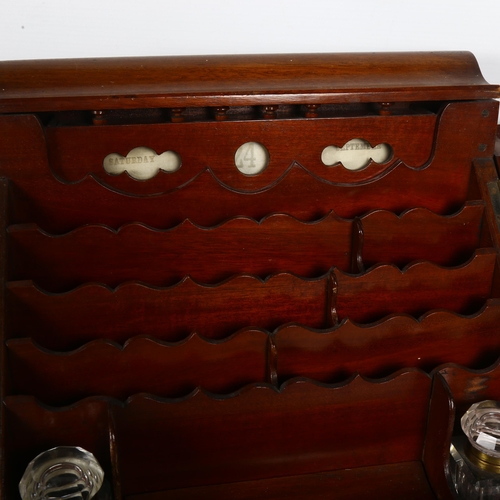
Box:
[335, 249, 496, 323]
[6, 212, 492, 292]
[7, 333, 270, 404]
[46, 114, 437, 190]
[6, 275, 330, 348]
[360, 202, 486, 268]
[0, 100, 497, 233]
[8, 300, 500, 406]
[276, 299, 500, 383]
[6, 250, 496, 351]
[114, 372, 432, 496]
[7, 215, 353, 290]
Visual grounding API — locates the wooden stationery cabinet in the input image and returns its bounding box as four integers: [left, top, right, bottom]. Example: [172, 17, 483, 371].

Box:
[0, 52, 500, 499]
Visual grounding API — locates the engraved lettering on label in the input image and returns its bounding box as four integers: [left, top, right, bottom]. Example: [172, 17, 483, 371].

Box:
[103, 147, 181, 180]
[235, 142, 269, 176]
[244, 145, 257, 169]
[321, 138, 392, 171]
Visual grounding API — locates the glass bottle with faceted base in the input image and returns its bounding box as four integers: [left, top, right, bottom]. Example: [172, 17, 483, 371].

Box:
[19, 446, 104, 500]
[449, 400, 500, 499]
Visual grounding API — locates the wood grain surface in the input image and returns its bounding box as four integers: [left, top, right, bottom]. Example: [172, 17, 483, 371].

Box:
[0, 52, 497, 112]
[2, 52, 500, 500]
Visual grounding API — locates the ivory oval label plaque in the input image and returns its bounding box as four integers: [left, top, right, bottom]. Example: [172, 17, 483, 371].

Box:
[103, 147, 182, 180]
[321, 138, 392, 171]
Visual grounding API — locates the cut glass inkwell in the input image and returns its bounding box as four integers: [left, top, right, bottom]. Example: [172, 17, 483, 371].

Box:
[19, 446, 104, 500]
[450, 400, 500, 499]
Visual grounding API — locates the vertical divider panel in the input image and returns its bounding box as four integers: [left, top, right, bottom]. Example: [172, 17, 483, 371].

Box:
[326, 269, 339, 328]
[108, 405, 123, 500]
[422, 373, 457, 500]
[350, 217, 365, 274]
[266, 334, 278, 387]
[0, 178, 9, 500]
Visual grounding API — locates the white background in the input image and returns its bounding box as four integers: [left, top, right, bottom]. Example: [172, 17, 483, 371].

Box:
[1, 0, 499, 85]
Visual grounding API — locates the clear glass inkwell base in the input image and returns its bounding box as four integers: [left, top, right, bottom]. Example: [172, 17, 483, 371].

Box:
[449, 400, 500, 500]
[450, 436, 500, 500]
[19, 446, 104, 500]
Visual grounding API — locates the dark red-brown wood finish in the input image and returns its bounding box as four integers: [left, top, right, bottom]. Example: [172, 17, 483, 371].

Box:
[1, 51, 499, 499]
[0, 52, 497, 112]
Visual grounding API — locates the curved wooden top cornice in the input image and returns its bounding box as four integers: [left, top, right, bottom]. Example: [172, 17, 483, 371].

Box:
[0, 51, 498, 112]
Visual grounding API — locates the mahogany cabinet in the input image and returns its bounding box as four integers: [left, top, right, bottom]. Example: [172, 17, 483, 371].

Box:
[1, 52, 500, 499]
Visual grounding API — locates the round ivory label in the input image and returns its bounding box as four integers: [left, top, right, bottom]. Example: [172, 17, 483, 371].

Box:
[234, 142, 269, 176]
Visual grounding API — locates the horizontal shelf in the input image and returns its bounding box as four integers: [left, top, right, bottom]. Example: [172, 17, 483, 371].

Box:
[124, 461, 436, 500]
